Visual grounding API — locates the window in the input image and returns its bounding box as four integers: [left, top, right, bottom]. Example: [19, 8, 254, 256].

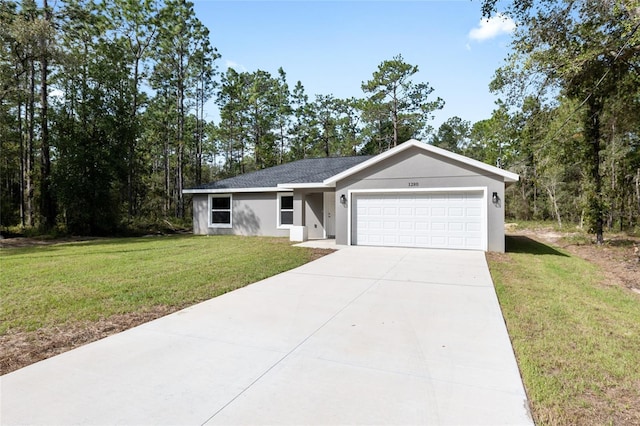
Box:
[209, 195, 232, 228]
[278, 193, 294, 228]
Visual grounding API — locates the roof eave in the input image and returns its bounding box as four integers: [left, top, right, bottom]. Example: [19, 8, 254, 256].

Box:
[183, 187, 282, 194]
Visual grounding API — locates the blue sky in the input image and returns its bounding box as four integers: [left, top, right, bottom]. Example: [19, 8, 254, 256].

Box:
[192, 0, 516, 130]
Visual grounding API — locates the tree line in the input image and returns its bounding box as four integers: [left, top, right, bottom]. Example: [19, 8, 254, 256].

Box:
[1, 0, 219, 233]
[478, 0, 640, 241]
[428, 0, 639, 240]
[1, 0, 447, 234]
[1, 0, 638, 239]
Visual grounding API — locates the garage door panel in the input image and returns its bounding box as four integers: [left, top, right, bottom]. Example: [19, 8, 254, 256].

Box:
[466, 207, 482, 216]
[448, 236, 464, 247]
[354, 191, 485, 250]
[398, 235, 413, 244]
[432, 222, 446, 231]
[415, 236, 430, 245]
[367, 234, 381, 244]
[383, 221, 397, 230]
[448, 207, 464, 217]
[466, 237, 482, 247]
[383, 235, 398, 244]
[399, 221, 413, 230]
[382, 197, 398, 205]
[467, 222, 481, 232]
[415, 221, 429, 231]
[431, 236, 447, 246]
[449, 222, 464, 232]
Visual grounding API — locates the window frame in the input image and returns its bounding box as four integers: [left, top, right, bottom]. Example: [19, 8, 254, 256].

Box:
[208, 194, 233, 228]
[277, 193, 294, 229]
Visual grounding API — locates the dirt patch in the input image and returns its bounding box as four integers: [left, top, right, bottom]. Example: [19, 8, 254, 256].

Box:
[0, 307, 175, 375]
[0, 236, 101, 249]
[513, 228, 640, 294]
[308, 247, 336, 261]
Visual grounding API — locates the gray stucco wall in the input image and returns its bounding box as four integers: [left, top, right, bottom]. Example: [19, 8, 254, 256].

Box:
[192, 192, 289, 237]
[334, 146, 506, 252]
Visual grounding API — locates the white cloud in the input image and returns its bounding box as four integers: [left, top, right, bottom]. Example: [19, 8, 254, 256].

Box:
[468, 13, 516, 42]
[48, 88, 64, 101]
[225, 60, 247, 71]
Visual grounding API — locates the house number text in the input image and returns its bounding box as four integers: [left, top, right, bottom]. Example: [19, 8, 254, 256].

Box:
[408, 182, 419, 187]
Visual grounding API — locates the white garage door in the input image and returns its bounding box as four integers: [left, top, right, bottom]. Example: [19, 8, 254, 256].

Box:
[354, 191, 485, 250]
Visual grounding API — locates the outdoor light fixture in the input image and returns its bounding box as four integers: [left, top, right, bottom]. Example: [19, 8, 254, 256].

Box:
[492, 192, 499, 204]
[340, 194, 347, 205]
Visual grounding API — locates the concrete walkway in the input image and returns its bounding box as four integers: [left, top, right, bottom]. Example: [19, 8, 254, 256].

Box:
[1, 247, 533, 425]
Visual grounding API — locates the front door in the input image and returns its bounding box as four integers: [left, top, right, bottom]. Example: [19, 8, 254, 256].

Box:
[323, 192, 336, 238]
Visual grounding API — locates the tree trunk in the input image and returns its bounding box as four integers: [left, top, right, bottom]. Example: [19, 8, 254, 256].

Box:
[279, 123, 285, 164]
[164, 124, 170, 216]
[392, 86, 398, 147]
[586, 97, 604, 245]
[323, 121, 330, 157]
[195, 84, 203, 185]
[176, 53, 185, 219]
[18, 97, 25, 227]
[636, 168, 640, 217]
[39, 0, 55, 230]
[128, 56, 140, 218]
[545, 184, 562, 228]
[228, 117, 235, 175]
[26, 57, 35, 227]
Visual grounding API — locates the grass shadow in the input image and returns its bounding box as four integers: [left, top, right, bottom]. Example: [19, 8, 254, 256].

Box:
[506, 235, 569, 257]
[0, 235, 191, 257]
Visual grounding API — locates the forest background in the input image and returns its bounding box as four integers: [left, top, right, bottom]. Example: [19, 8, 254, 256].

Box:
[1, 0, 639, 239]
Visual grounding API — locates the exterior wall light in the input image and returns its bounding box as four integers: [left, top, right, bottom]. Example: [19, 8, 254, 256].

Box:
[340, 194, 347, 205]
[492, 192, 500, 204]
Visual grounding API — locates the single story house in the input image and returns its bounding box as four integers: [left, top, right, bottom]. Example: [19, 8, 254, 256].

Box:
[184, 139, 519, 252]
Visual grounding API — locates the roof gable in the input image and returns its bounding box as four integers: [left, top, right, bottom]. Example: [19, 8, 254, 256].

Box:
[323, 139, 519, 185]
[184, 140, 519, 194]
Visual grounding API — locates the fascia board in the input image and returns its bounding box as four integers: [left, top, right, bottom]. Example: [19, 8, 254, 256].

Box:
[182, 187, 282, 194]
[276, 182, 333, 189]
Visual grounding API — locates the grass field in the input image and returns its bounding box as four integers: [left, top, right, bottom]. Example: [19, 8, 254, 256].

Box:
[3, 231, 639, 424]
[487, 236, 640, 425]
[1, 235, 319, 335]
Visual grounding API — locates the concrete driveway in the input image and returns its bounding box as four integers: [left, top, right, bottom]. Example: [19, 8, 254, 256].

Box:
[1, 246, 533, 425]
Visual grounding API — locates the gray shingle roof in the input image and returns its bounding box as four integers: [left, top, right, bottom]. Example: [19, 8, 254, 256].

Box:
[191, 156, 374, 190]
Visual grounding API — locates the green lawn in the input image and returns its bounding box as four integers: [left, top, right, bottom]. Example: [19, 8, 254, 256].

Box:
[1, 235, 320, 335]
[487, 236, 640, 425]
